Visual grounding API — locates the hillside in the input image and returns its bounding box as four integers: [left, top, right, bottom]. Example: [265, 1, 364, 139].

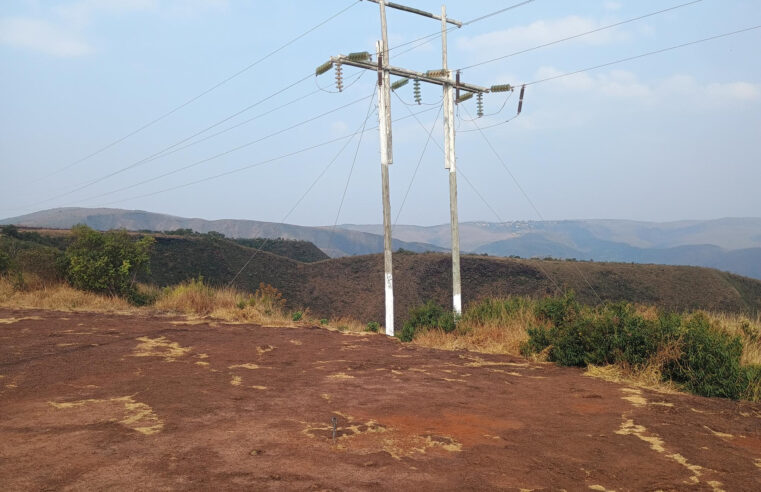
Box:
[0, 208, 445, 258]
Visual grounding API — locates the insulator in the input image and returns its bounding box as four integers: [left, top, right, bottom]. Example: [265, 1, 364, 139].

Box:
[476, 92, 484, 118]
[391, 78, 409, 91]
[490, 83, 513, 93]
[426, 69, 448, 78]
[517, 84, 526, 115]
[315, 61, 333, 77]
[413, 79, 422, 105]
[347, 51, 371, 62]
[335, 63, 344, 92]
[456, 92, 473, 104]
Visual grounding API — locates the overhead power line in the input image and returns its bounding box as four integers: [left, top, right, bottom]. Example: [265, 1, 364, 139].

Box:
[458, 0, 705, 70]
[36, 0, 361, 181]
[69, 94, 374, 206]
[76, 105, 442, 210]
[523, 24, 761, 87]
[387, 0, 537, 57]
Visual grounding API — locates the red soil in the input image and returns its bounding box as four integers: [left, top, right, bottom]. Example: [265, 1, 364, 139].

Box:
[1, 309, 759, 490]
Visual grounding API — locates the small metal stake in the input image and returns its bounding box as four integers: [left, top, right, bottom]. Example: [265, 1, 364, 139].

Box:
[331, 416, 338, 443]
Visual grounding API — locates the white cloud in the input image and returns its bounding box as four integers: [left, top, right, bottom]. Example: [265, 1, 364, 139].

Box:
[1, 0, 229, 57]
[457, 15, 628, 55]
[603, 1, 622, 11]
[0, 16, 93, 56]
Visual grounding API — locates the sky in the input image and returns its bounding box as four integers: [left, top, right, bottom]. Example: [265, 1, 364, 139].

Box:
[1, 0, 760, 227]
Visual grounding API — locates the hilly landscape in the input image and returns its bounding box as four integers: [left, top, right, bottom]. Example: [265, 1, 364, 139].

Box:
[4, 225, 760, 326]
[2, 208, 759, 280]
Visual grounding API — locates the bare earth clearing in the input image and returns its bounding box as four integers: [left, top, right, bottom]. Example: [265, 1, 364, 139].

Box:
[1, 309, 760, 491]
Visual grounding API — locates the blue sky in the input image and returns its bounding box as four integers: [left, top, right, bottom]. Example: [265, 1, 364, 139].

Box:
[1, 0, 760, 226]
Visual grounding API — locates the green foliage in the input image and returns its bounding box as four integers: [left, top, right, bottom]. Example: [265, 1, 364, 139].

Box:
[523, 294, 758, 400]
[292, 311, 303, 322]
[63, 225, 154, 301]
[464, 297, 531, 325]
[0, 251, 10, 274]
[400, 301, 456, 342]
[366, 321, 380, 333]
[663, 314, 746, 399]
[1, 224, 20, 238]
[319, 318, 329, 325]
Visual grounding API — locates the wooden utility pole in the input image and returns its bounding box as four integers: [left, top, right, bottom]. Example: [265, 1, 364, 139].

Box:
[317, 1, 510, 328]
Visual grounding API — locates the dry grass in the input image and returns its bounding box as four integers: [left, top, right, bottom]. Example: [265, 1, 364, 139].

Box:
[413, 318, 530, 356]
[704, 311, 761, 366]
[0, 276, 132, 313]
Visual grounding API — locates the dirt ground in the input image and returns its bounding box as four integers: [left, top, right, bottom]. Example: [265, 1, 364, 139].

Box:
[1, 309, 760, 491]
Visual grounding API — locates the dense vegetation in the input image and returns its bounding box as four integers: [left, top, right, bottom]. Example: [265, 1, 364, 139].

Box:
[401, 294, 761, 402]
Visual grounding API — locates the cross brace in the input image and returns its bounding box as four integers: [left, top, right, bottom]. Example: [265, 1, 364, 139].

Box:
[330, 55, 489, 94]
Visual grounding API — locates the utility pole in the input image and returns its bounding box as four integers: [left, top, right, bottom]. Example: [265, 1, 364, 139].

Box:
[377, 0, 394, 337]
[316, 1, 514, 327]
[440, 5, 461, 316]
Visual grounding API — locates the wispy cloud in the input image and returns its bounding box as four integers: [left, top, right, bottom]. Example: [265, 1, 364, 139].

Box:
[0, 16, 93, 56]
[1, 0, 228, 57]
[456, 15, 629, 55]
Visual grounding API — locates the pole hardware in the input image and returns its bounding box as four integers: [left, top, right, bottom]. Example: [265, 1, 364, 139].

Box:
[335, 63, 344, 92]
[315, 61, 333, 76]
[490, 83, 514, 93]
[413, 79, 422, 104]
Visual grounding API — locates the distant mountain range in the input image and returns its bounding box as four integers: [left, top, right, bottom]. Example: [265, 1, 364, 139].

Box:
[3, 208, 760, 280]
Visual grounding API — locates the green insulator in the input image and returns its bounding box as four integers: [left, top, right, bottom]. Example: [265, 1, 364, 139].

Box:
[347, 51, 371, 62]
[315, 61, 333, 76]
[456, 92, 473, 104]
[425, 69, 448, 78]
[391, 78, 409, 91]
[490, 83, 513, 93]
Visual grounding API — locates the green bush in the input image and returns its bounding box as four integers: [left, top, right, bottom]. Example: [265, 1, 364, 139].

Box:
[63, 225, 154, 302]
[0, 251, 11, 275]
[292, 311, 303, 322]
[400, 301, 456, 342]
[366, 321, 380, 333]
[663, 314, 746, 399]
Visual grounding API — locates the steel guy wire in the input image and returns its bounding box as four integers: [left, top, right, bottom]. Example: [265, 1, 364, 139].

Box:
[458, 0, 705, 71]
[228, 88, 378, 287]
[460, 104, 603, 303]
[32, 0, 362, 183]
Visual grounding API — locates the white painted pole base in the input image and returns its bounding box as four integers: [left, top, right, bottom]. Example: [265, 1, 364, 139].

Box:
[385, 272, 394, 336]
[453, 293, 462, 317]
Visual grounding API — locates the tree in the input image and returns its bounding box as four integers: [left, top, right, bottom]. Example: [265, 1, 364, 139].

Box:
[64, 225, 154, 298]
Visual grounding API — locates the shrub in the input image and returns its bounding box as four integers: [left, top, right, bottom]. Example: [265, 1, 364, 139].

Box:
[0, 251, 10, 275]
[63, 225, 154, 302]
[319, 318, 329, 325]
[250, 282, 285, 315]
[663, 314, 746, 399]
[292, 311, 303, 322]
[400, 301, 456, 342]
[366, 321, 379, 333]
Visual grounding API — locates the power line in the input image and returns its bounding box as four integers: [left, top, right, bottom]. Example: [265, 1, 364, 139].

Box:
[459, 104, 602, 303]
[328, 87, 378, 253]
[523, 24, 761, 87]
[33, 0, 362, 182]
[392, 95, 444, 227]
[19, 94, 374, 211]
[387, 0, 538, 58]
[458, 0, 705, 70]
[81, 105, 442, 210]
[227, 90, 377, 287]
